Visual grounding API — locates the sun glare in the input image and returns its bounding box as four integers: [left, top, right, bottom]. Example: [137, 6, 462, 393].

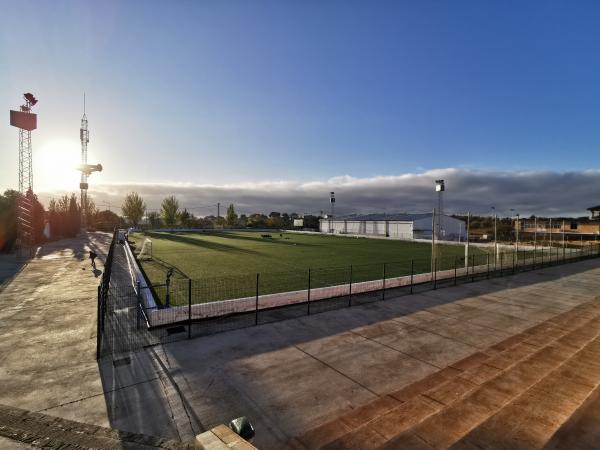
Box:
[36, 139, 82, 192]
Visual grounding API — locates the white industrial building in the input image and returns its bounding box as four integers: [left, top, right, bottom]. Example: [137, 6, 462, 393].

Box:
[319, 213, 466, 241]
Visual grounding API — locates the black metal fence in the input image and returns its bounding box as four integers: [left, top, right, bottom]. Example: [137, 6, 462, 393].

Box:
[96, 229, 118, 359]
[96, 243, 600, 359]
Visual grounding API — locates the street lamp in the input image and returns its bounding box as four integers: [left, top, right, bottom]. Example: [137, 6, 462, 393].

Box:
[329, 192, 335, 233]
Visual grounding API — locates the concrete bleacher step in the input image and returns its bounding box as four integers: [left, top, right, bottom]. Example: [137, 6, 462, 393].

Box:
[293, 300, 600, 450]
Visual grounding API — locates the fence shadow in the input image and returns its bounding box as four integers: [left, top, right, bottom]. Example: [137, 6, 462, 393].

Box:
[147, 231, 260, 255]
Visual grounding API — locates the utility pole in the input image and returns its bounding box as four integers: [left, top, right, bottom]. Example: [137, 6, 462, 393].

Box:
[562, 220, 565, 250]
[431, 208, 436, 273]
[515, 213, 520, 253]
[217, 202, 220, 219]
[465, 212, 471, 268]
[534, 216, 537, 254]
[494, 213, 498, 264]
[549, 218, 553, 248]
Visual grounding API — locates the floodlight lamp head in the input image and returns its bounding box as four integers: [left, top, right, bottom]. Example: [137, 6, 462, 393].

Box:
[435, 179, 445, 192]
[24, 93, 37, 105]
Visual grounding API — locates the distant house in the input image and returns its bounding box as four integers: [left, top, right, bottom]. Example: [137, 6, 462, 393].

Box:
[319, 213, 465, 241]
[519, 208, 600, 240]
[587, 206, 600, 221]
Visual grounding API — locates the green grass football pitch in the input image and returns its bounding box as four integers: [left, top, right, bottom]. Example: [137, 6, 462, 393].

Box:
[130, 231, 490, 304]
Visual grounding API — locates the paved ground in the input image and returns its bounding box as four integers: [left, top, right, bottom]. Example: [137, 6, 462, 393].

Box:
[0, 233, 190, 445]
[148, 259, 600, 449]
[2, 235, 600, 449]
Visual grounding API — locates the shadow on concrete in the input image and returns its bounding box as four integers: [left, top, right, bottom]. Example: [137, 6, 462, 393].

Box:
[98, 257, 600, 448]
[0, 254, 26, 291]
[34, 233, 112, 263]
[97, 351, 185, 441]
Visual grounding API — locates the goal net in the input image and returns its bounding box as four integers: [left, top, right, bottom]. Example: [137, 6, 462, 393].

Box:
[138, 238, 153, 260]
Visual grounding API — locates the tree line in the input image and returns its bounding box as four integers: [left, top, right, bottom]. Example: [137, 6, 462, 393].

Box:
[0, 189, 123, 252]
[120, 193, 317, 229]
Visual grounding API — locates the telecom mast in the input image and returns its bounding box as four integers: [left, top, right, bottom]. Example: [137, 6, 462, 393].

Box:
[9, 93, 38, 254]
[78, 95, 102, 231]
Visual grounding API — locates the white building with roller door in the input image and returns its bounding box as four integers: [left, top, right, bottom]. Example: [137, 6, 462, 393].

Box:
[319, 213, 465, 241]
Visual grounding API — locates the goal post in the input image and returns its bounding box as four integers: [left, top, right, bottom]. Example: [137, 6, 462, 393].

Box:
[138, 238, 153, 260]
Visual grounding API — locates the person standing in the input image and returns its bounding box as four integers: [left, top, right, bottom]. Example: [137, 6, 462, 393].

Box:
[89, 250, 98, 269]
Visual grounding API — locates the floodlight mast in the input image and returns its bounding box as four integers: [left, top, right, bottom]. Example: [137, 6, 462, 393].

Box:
[9, 93, 38, 255]
[435, 180, 445, 240]
[329, 192, 335, 233]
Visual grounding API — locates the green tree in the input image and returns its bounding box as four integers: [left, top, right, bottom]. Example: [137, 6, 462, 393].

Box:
[179, 208, 192, 228]
[147, 211, 161, 228]
[121, 192, 146, 227]
[226, 204, 237, 228]
[0, 190, 18, 251]
[161, 195, 180, 227]
[95, 210, 121, 232]
[68, 193, 80, 236]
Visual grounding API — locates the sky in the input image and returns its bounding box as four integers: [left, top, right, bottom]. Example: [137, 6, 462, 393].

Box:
[1, 0, 600, 217]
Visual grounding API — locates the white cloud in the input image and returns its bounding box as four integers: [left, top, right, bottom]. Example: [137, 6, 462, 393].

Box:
[36, 168, 600, 217]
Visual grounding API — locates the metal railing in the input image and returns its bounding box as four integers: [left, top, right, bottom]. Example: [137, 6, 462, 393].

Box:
[96, 243, 600, 358]
[96, 229, 118, 359]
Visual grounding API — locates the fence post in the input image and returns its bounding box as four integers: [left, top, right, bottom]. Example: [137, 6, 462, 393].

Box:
[96, 285, 101, 360]
[349, 265, 353, 306]
[382, 263, 387, 300]
[136, 280, 141, 330]
[188, 278, 192, 339]
[487, 253, 490, 279]
[410, 260, 414, 294]
[307, 268, 311, 314]
[512, 251, 516, 274]
[454, 256, 457, 285]
[255, 273, 259, 325]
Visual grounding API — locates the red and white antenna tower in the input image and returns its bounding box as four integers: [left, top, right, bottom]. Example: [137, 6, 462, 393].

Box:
[9, 93, 38, 254]
[78, 94, 102, 231]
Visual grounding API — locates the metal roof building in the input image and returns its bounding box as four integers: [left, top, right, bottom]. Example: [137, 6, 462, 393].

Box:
[319, 213, 465, 241]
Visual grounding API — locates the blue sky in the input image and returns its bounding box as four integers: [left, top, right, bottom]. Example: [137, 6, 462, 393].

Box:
[2, 1, 600, 215]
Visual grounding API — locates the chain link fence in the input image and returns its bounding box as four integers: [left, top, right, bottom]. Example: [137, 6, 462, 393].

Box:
[97, 242, 600, 359]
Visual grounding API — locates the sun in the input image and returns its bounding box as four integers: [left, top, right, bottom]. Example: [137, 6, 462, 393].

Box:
[35, 139, 82, 192]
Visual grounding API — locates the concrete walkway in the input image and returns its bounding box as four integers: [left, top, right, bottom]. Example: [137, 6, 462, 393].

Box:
[0, 233, 187, 445]
[150, 259, 600, 449]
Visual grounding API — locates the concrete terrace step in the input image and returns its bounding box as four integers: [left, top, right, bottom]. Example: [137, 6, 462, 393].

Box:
[293, 299, 600, 450]
[0, 404, 194, 450]
[449, 334, 600, 449]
